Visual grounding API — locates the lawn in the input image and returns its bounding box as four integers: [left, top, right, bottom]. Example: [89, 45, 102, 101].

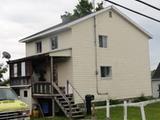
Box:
[31, 102, 160, 120]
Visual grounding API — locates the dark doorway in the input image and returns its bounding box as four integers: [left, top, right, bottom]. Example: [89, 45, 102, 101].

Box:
[53, 63, 58, 84]
[38, 98, 53, 116]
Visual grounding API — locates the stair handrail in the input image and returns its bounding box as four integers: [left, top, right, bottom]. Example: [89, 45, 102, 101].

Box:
[53, 82, 72, 119]
[67, 80, 87, 114]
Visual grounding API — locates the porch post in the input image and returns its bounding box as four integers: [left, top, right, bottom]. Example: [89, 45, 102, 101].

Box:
[50, 56, 55, 117]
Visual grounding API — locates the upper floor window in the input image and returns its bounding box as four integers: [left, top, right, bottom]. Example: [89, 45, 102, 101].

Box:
[99, 35, 107, 48]
[51, 36, 58, 50]
[36, 41, 42, 53]
[100, 66, 112, 78]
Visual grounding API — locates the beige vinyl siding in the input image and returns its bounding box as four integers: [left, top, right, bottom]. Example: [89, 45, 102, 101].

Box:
[57, 58, 73, 89]
[71, 10, 151, 103]
[26, 30, 72, 56]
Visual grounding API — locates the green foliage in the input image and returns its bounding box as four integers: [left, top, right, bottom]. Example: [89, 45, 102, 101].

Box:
[73, 0, 93, 19]
[96, 2, 104, 11]
[92, 99, 122, 107]
[133, 94, 152, 102]
[62, 0, 104, 22]
[0, 63, 8, 82]
[0, 79, 10, 86]
[110, 99, 123, 105]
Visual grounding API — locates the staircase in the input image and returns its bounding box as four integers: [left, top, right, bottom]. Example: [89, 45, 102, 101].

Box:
[53, 83, 85, 119]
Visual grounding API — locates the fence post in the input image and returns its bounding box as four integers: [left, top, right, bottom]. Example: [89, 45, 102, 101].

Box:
[124, 101, 127, 120]
[106, 99, 110, 120]
[140, 103, 146, 120]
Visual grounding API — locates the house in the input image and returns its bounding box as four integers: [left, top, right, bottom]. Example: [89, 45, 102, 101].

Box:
[8, 6, 152, 118]
[152, 63, 160, 98]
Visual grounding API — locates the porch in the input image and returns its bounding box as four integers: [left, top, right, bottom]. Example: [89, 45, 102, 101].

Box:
[8, 48, 72, 90]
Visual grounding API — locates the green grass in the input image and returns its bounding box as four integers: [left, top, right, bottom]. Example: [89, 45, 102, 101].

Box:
[31, 102, 160, 120]
[95, 102, 160, 120]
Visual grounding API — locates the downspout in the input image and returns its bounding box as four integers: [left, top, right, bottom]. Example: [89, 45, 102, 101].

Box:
[93, 16, 108, 95]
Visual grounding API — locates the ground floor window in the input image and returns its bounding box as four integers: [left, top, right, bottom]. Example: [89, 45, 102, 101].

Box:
[100, 66, 112, 78]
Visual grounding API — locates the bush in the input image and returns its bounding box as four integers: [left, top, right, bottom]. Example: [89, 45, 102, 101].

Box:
[133, 94, 153, 102]
[92, 99, 122, 107]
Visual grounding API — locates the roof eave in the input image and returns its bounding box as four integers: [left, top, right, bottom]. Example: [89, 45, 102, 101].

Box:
[19, 5, 152, 43]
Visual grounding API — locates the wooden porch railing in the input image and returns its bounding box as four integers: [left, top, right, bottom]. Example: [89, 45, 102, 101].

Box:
[66, 80, 87, 114]
[32, 81, 52, 94]
[10, 76, 31, 86]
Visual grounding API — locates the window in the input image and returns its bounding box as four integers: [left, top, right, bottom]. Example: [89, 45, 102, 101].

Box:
[51, 36, 58, 50]
[99, 35, 107, 48]
[13, 64, 18, 77]
[100, 66, 112, 78]
[17, 63, 21, 76]
[24, 91, 28, 97]
[36, 41, 42, 53]
[21, 62, 26, 76]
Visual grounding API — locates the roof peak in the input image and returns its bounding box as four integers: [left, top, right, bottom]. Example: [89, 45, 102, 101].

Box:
[19, 5, 152, 43]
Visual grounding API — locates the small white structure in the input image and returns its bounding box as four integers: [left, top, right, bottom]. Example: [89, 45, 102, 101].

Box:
[152, 63, 160, 98]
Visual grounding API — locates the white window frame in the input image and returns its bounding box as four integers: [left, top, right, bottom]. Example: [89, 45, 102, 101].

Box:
[21, 62, 26, 76]
[13, 64, 18, 77]
[100, 66, 112, 79]
[36, 41, 42, 53]
[51, 36, 58, 50]
[99, 35, 107, 48]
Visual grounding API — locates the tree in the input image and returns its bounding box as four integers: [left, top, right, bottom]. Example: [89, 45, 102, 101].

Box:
[0, 63, 7, 82]
[151, 69, 156, 77]
[62, 0, 104, 22]
[73, 0, 93, 19]
[96, 1, 104, 11]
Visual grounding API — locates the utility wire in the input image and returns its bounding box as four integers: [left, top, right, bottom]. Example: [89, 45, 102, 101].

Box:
[105, 0, 160, 23]
[135, 0, 160, 11]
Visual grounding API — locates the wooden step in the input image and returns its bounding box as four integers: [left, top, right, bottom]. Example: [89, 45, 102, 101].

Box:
[57, 97, 73, 101]
[60, 100, 74, 104]
[63, 104, 77, 108]
[54, 94, 73, 97]
[71, 110, 84, 115]
[53, 84, 85, 119]
[65, 107, 80, 112]
[72, 114, 85, 119]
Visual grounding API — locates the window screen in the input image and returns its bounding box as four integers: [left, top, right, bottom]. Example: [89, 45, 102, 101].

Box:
[101, 66, 112, 78]
[99, 35, 107, 48]
[51, 36, 58, 50]
[36, 41, 42, 53]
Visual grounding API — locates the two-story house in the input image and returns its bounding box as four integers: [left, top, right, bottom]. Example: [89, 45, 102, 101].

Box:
[8, 6, 152, 119]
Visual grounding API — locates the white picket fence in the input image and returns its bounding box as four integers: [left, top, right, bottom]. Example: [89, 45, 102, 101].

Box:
[95, 99, 160, 120]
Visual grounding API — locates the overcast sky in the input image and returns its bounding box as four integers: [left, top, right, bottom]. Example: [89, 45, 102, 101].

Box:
[0, 0, 160, 73]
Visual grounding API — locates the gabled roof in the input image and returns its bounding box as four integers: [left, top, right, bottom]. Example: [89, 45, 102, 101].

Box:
[19, 6, 152, 43]
[152, 63, 160, 80]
